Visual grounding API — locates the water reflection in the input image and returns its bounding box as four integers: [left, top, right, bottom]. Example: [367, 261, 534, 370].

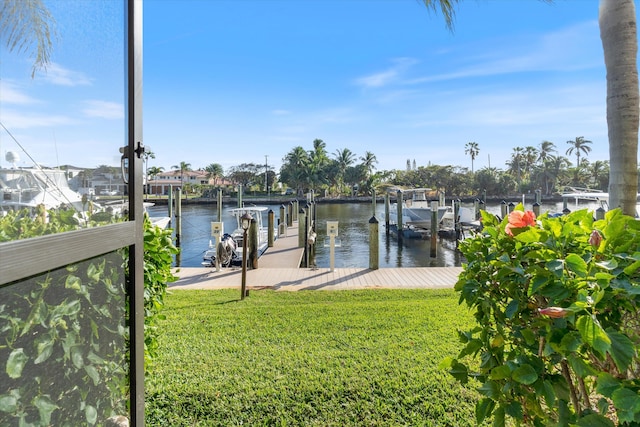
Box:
[148, 200, 604, 268]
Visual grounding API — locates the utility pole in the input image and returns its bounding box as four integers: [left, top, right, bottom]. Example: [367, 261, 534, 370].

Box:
[265, 154, 269, 196]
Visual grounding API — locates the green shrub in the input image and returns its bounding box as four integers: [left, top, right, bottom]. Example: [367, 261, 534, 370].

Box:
[443, 206, 640, 426]
[0, 208, 177, 425]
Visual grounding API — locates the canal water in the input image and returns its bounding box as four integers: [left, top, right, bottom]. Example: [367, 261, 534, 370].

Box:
[147, 200, 599, 269]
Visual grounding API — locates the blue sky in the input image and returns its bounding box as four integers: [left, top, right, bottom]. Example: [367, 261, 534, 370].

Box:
[1, 0, 634, 175]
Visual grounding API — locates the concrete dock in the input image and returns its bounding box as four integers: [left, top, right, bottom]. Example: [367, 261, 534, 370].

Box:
[171, 222, 463, 291]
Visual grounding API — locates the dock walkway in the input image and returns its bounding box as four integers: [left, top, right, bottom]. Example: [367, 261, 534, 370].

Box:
[172, 222, 463, 291]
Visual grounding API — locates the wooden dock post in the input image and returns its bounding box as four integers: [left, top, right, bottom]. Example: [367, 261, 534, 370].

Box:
[508, 202, 515, 214]
[298, 207, 306, 248]
[430, 200, 438, 258]
[396, 189, 403, 242]
[532, 202, 541, 217]
[384, 193, 390, 236]
[217, 188, 223, 221]
[454, 199, 461, 243]
[500, 200, 508, 219]
[167, 184, 173, 218]
[268, 209, 274, 247]
[175, 187, 182, 247]
[596, 206, 606, 220]
[249, 218, 258, 269]
[369, 216, 379, 270]
[288, 201, 293, 227]
[279, 205, 286, 236]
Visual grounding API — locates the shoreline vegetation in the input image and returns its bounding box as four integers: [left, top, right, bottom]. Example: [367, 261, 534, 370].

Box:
[142, 194, 571, 206]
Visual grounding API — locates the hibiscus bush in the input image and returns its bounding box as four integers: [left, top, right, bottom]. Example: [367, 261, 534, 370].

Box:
[442, 205, 640, 426]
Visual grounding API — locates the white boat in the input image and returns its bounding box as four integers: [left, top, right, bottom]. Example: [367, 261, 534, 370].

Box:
[0, 166, 93, 216]
[390, 188, 449, 229]
[202, 206, 273, 267]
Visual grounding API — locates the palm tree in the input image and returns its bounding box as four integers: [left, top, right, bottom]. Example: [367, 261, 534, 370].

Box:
[1, 0, 57, 77]
[204, 163, 224, 186]
[464, 141, 479, 173]
[142, 149, 155, 195]
[600, 0, 639, 215]
[334, 148, 356, 195]
[565, 136, 592, 166]
[538, 140, 556, 163]
[147, 166, 164, 195]
[360, 151, 378, 179]
[420, 0, 637, 214]
[171, 161, 192, 190]
[280, 146, 309, 196]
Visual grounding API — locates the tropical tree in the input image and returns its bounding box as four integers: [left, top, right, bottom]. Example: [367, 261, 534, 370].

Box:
[1, 0, 57, 77]
[360, 151, 378, 179]
[308, 139, 330, 192]
[420, 0, 638, 214]
[464, 141, 479, 173]
[565, 136, 592, 166]
[147, 166, 164, 195]
[334, 148, 356, 195]
[204, 163, 224, 186]
[143, 149, 155, 194]
[590, 159, 610, 191]
[600, 0, 639, 215]
[171, 161, 192, 185]
[280, 146, 309, 196]
[537, 140, 556, 163]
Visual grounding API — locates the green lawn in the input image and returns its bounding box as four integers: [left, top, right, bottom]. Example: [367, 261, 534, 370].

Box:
[145, 288, 481, 426]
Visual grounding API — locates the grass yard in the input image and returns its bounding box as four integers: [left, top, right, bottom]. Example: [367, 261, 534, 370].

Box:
[145, 288, 481, 426]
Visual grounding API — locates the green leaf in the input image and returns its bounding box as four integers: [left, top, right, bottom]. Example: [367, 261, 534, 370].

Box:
[512, 364, 538, 385]
[476, 398, 495, 425]
[449, 360, 469, 384]
[34, 333, 55, 364]
[478, 381, 501, 399]
[542, 380, 555, 408]
[85, 404, 97, 425]
[489, 365, 512, 381]
[84, 365, 100, 386]
[612, 387, 640, 424]
[34, 395, 59, 425]
[576, 413, 615, 427]
[606, 329, 635, 373]
[0, 395, 18, 413]
[560, 332, 582, 353]
[505, 299, 519, 318]
[567, 354, 596, 378]
[492, 405, 505, 427]
[65, 275, 82, 291]
[528, 275, 550, 296]
[546, 260, 564, 278]
[6, 348, 28, 379]
[576, 314, 611, 357]
[596, 373, 621, 398]
[565, 253, 588, 277]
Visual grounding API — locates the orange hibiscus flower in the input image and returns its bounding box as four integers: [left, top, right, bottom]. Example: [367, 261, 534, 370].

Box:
[505, 210, 536, 236]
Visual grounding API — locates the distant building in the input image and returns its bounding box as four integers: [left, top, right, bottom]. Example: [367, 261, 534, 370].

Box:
[147, 169, 232, 195]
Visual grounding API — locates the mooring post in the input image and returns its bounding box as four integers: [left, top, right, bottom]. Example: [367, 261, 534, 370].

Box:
[478, 199, 485, 219]
[384, 192, 390, 236]
[396, 189, 403, 242]
[508, 202, 515, 214]
[596, 206, 606, 220]
[369, 216, 379, 270]
[279, 205, 286, 236]
[454, 199, 461, 243]
[430, 200, 438, 258]
[249, 218, 258, 269]
[175, 187, 182, 247]
[288, 201, 293, 227]
[167, 184, 173, 218]
[268, 209, 274, 247]
[217, 188, 223, 221]
[500, 200, 508, 219]
[298, 208, 306, 248]
[533, 202, 541, 218]
[304, 207, 310, 268]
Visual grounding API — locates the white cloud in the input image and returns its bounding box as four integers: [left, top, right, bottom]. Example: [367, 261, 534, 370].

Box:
[82, 100, 124, 119]
[0, 110, 75, 129]
[40, 63, 92, 86]
[0, 81, 40, 105]
[354, 57, 418, 88]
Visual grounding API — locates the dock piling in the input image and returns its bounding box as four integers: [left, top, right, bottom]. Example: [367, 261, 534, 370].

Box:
[369, 216, 379, 270]
[430, 200, 438, 258]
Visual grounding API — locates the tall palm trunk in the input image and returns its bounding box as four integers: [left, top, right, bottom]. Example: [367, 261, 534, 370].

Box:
[600, 0, 639, 215]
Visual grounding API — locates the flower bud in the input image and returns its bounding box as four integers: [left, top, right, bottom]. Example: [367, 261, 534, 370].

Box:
[538, 307, 569, 318]
[589, 230, 603, 247]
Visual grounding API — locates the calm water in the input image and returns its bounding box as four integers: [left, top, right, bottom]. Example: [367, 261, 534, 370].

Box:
[147, 200, 601, 268]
